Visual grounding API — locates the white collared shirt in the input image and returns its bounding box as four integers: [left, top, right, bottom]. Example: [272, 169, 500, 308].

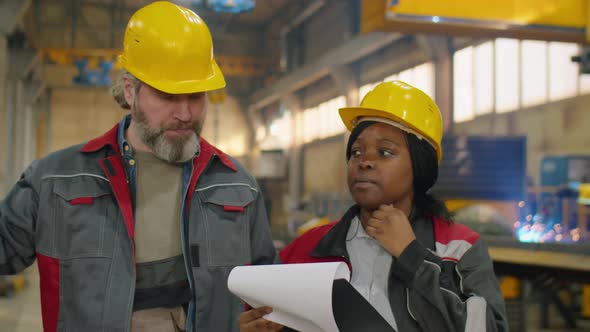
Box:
[346, 216, 397, 330]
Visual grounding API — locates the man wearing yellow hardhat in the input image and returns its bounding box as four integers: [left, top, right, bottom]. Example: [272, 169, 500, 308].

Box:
[0, 2, 276, 331]
[241, 81, 507, 332]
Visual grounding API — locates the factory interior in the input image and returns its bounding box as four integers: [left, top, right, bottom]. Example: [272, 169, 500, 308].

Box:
[0, 0, 590, 331]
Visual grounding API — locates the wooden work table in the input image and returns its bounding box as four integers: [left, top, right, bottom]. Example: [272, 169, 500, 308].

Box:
[484, 236, 590, 281]
[488, 246, 590, 272]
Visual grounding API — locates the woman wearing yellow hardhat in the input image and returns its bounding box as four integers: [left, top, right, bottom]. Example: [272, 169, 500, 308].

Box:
[241, 81, 507, 332]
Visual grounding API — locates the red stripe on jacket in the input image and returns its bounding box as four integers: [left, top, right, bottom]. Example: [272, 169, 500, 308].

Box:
[37, 253, 60, 332]
[432, 217, 479, 245]
[280, 222, 346, 264]
[279, 217, 479, 264]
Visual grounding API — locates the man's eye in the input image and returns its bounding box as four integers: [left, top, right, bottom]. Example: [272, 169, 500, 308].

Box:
[190, 93, 205, 100]
[160, 93, 175, 100]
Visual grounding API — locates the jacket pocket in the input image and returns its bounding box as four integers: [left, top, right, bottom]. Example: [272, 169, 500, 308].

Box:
[51, 179, 116, 259]
[196, 184, 256, 266]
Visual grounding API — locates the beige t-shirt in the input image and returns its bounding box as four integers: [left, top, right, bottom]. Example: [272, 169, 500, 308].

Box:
[131, 151, 188, 331]
[134, 150, 183, 263]
[131, 307, 186, 332]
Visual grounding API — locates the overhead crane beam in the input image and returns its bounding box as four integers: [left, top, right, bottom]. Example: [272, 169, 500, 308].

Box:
[362, 0, 589, 43]
[249, 32, 402, 111]
[0, 0, 31, 35]
[39, 48, 274, 77]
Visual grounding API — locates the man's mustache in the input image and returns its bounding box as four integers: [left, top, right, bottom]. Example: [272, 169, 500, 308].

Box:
[162, 122, 201, 132]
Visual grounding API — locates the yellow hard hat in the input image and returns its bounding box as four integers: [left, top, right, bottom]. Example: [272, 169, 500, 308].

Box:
[339, 81, 443, 163]
[579, 183, 590, 205]
[118, 1, 225, 94]
[297, 217, 331, 235]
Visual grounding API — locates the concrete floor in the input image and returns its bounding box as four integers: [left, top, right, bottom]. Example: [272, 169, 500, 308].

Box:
[0, 265, 588, 332]
[524, 305, 590, 332]
[0, 264, 42, 332]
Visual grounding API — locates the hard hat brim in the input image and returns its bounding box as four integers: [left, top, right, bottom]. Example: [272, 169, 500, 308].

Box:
[339, 106, 442, 163]
[122, 57, 226, 94]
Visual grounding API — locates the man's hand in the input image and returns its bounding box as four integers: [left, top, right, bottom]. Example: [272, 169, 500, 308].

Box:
[365, 204, 416, 257]
[239, 306, 284, 332]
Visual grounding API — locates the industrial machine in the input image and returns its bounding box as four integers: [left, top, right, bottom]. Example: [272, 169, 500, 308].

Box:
[535, 155, 590, 239]
[434, 137, 590, 331]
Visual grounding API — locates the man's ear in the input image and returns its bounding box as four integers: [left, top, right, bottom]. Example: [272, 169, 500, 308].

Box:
[123, 77, 136, 107]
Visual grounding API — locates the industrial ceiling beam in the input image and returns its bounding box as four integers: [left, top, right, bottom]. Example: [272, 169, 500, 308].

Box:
[330, 65, 357, 92]
[249, 32, 402, 110]
[77, 1, 267, 29]
[409, 36, 455, 132]
[33, 0, 265, 50]
[0, 0, 32, 35]
[281, 93, 302, 112]
[8, 49, 40, 80]
[415, 36, 452, 61]
[329, 64, 358, 106]
[24, 79, 44, 105]
[39, 48, 273, 77]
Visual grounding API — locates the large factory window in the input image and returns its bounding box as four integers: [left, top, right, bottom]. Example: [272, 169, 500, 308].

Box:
[295, 96, 346, 144]
[318, 96, 346, 138]
[302, 106, 318, 143]
[264, 110, 292, 149]
[412, 62, 435, 100]
[397, 67, 414, 86]
[294, 111, 305, 145]
[453, 46, 475, 122]
[475, 42, 494, 115]
[453, 42, 495, 121]
[521, 40, 548, 107]
[386, 63, 435, 99]
[495, 38, 520, 113]
[580, 70, 590, 94]
[454, 38, 586, 122]
[360, 62, 435, 102]
[359, 82, 379, 100]
[548, 42, 579, 101]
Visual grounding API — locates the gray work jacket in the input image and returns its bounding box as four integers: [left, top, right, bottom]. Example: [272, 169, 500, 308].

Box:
[0, 122, 276, 332]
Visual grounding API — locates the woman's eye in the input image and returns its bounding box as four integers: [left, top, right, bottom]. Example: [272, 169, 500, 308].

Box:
[380, 149, 394, 157]
[350, 149, 361, 157]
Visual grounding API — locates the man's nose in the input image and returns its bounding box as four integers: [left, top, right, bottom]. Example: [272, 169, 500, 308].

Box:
[174, 98, 192, 122]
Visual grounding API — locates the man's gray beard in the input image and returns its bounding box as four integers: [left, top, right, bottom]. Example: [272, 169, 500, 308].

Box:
[132, 102, 201, 163]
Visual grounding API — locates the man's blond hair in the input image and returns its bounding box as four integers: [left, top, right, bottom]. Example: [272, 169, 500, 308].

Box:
[111, 70, 140, 109]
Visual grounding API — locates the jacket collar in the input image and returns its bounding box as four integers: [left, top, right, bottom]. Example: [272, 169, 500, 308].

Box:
[311, 205, 360, 260]
[80, 122, 237, 172]
[196, 138, 238, 172]
[80, 123, 121, 154]
[310, 205, 435, 260]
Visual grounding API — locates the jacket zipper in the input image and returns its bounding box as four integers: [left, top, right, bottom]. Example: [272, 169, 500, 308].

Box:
[125, 242, 136, 332]
[181, 153, 215, 332]
[181, 162, 196, 332]
[102, 156, 136, 332]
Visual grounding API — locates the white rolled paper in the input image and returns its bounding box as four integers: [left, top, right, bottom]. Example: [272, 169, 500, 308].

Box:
[228, 262, 351, 332]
